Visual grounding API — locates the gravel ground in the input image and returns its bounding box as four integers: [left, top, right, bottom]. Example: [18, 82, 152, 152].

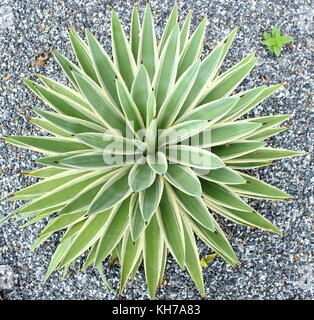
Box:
[0, 0, 313, 300]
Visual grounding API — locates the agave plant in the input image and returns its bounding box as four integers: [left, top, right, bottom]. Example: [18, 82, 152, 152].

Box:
[1, 5, 305, 299]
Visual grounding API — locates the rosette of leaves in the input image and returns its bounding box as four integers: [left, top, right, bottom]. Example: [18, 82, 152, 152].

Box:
[262, 26, 293, 57]
[1, 5, 305, 299]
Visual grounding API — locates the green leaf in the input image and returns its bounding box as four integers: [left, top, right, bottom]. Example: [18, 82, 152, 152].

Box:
[81, 240, 99, 271]
[13, 205, 63, 223]
[60, 152, 135, 169]
[147, 151, 168, 175]
[52, 50, 83, 90]
[264, 32, 271, 40]
[159, 120, 209, 147]
[128, 160, 156, 192]
[178, 44, 224, 116]
[120, 228, 143, 294]
[217, 28, 238, 69]
[179, 11, 192, 52]
[139, 176, 164, 221]
[85, 30, 121, 107]
[95, 264, 113, 291]
[19, 211, 53, 229]
[116, 79, 145, 132]
[185, 213, 238, 266]
[244, 115, 292, 130]
[230, 172, 291, 200]
[131, 254, 142, 280]
[37, 72, 90, 110]
[157, 62, 200, 128]
[178, 97, 239, 124]
[131, 65, 151, 121]
[14, 170, 83, 196]
[262, 38, 276, 46]
[36, 151, 90, 168]
[221, 86, 266, 121]
[225, 147, 305, 163]
[274, 46, 281, 57]
[240, 85, 283, 120]
[16, 170, 107, 214]
[249, 85, 282, 107]
[280, 36, 293, 44]
[201, 57, 257, 103]
[177, 17, 207, 78]
[173, 187, 215, 231]
[227, 161, 271, 169]
[198, 167, 246, 185]
[73, 72, 126, 133]
[130, 6, 141, 61]
[146, 92, 156, 126]
[129, 194, 146, 241]
[23, 167, 66, 178]
[94, 197, 131, 266]
[68, 29, 99, 84]
[76, 132, 145, 155]
[153, 27, 180, 110]
[272, 26, 280, 37]
[41, 210, 86, 236]
[201, 180, 253, 212]
[207, 202, 282, 234]
[222, 52, 255, 76]
[4, 195, 38, 203]
[4, 136, 91, 154]
[145, 118, 157, 154]
[143, 215, 164, 299]
[138, 4, 158, 81]
[158, 243, 168, 287]
[182, 220, 206, 296]
[88, 168, 132, 214]
[59, 209, 111, 268]
[61, 219, 86, 242]
[34, 109, 105, 135]
[165, 164, 202, 197]
[198, 122, 262, 147]
[45, 237, 73, 281]
[166, 145, 225, 170]
[158, 6, 178, 54]
[111, 10, 136, 89]
[30, 118, 72, 138]
[24, 79, 99, 124]
[247, 127, 287, 140]
[211, 141, 266, 160]
[59, 170, 117, 214]
[0, 211, 17, 228]
[30, 233, 52, 251]
[157, 183, 185, 268]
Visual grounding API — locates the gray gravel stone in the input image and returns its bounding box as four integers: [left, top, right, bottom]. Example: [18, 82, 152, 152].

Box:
[0, 0, 313, 300]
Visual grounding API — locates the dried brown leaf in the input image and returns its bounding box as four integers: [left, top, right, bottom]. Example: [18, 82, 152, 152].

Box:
[34, 53, 51, 67]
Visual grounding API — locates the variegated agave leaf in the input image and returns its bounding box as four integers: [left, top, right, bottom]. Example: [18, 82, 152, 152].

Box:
[1, 5, 305, 299]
